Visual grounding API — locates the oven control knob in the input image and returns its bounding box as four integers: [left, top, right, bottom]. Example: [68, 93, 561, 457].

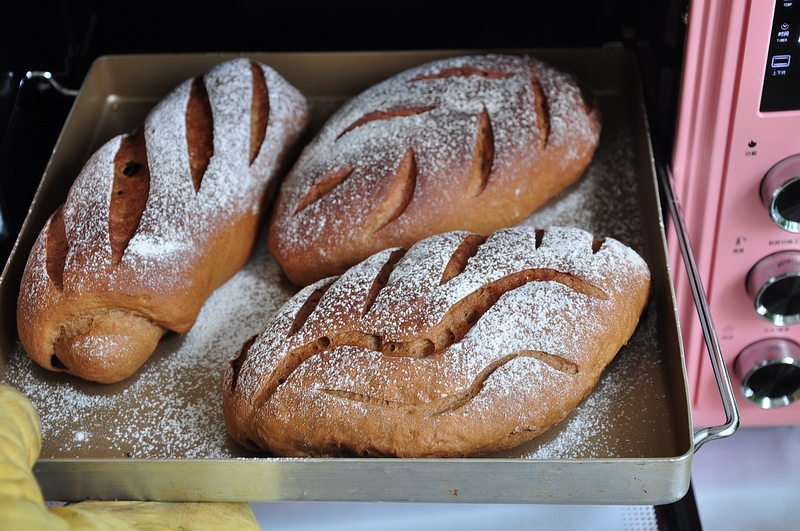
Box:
[735, 338, 800, 408]
[746, 251, 800, 325]
[762, 154, 800, 232]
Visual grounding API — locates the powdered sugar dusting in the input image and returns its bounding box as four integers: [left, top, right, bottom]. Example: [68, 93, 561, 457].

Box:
[3, 59, 673, 461]
[507, 303, 666, 459]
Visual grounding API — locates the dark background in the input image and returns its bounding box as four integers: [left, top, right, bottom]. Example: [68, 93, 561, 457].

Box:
[1, 1, 684, 74]
[0, 0, 688, 265]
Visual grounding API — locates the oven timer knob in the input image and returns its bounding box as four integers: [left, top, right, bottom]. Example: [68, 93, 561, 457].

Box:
[746, 251, 800, 325]
[761, 154, 800, 232]
[735, 338, 800, 408]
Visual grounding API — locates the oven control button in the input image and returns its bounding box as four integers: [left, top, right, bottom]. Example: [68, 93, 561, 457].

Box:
[735, 338, 800, 408]
[746, 250, 800, 325]
[761, 154, 800, 232]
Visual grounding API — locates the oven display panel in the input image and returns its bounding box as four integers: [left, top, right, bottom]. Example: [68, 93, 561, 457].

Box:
[762, 0, 800, 112]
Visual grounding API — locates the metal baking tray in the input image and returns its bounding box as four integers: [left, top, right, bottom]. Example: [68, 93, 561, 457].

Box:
[0, 49, 697, 504]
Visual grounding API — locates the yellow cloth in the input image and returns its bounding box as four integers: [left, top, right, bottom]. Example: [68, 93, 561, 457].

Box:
[0, 384, 261, 531]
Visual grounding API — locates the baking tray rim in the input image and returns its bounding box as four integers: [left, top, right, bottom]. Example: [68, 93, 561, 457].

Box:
[33, 452, 695, 504]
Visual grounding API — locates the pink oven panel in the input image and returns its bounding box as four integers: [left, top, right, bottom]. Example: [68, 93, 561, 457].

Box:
[671, 0, 800, 426]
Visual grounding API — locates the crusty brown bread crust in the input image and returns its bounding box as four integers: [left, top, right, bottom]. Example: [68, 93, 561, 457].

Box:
[224, 226, 650, 457]
[17, 58, 309, 384]
[268, 54, 601, 286]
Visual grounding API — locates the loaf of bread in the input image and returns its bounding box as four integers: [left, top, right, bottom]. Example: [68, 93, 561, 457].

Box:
[224, 226, 650, 457]
[17, 58, 309, 384]
[268, 54, 601, 286]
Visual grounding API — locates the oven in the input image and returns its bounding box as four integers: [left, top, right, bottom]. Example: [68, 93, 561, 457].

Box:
[1, 0, 769, 529]
[670, 0, 800, 428]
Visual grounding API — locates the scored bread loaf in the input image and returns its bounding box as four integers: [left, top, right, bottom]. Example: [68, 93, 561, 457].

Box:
[268, 54, 601, 286]
[17, 58, 309, 384]
[224, 226, 650, 457]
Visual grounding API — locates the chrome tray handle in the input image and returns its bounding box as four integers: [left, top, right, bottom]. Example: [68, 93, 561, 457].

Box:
[21, 71, 79, 97]
[657, 162, 740, 451]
